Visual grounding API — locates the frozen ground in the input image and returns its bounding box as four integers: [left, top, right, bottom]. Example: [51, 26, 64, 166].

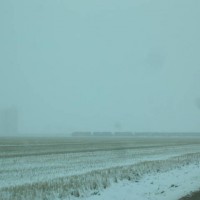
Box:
[1, 144, 200, 189]
[84, 162, 200, 200]
[1, 136, 200, 199]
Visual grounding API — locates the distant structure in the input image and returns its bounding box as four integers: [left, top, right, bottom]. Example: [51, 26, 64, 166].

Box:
[114, 132, 133, 136]
[71, 132, 92, 137]
[92, 132, 113, 137]
[71, 131, 135, 137]
[0, 107, 19, 136]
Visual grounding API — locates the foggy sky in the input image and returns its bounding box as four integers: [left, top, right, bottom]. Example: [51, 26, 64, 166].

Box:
[0, 0, 200, 135]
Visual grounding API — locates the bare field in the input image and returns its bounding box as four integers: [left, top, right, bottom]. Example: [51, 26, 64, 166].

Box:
[1, 136, 200, 199]
[1, 136, 200, 157]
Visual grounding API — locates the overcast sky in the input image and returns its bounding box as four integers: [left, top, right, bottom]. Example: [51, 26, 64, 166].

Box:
[0, 0, 200, 134]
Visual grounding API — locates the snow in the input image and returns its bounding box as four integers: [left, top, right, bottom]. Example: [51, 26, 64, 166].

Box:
[84, 163, 200, 200]
[1, 138, 200, 199]
[1, 144, 200, 189]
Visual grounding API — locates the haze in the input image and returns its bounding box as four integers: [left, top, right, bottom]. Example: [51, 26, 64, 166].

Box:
[0, 0, 200, 135]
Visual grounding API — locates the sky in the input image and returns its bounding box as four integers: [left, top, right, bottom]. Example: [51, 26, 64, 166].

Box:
[0, 0, 200, 135]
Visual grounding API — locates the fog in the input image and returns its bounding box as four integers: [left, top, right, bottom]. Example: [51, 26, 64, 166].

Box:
[0, 0, 200, 135]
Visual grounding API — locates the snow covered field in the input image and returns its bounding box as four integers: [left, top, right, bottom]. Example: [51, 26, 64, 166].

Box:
[1, 136, 200, 200]
[85, 161, 200, 200]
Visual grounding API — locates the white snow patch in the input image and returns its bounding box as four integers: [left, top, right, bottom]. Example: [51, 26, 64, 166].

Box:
[83, 163, 200, 200]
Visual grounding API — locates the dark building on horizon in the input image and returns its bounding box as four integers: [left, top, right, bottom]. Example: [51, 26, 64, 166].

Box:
[114, 132, 133, 136]
[71, 131, 92, 137]
[93, 132, 113, 136]
[0, 107, 19, 136]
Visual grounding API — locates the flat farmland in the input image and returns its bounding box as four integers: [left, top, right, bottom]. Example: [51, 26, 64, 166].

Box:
[1, 136, 200, 200]
[1, 136, 200, 157]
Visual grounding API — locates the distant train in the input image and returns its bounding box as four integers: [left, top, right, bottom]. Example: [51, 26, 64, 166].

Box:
[71, 131, 134, 137]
